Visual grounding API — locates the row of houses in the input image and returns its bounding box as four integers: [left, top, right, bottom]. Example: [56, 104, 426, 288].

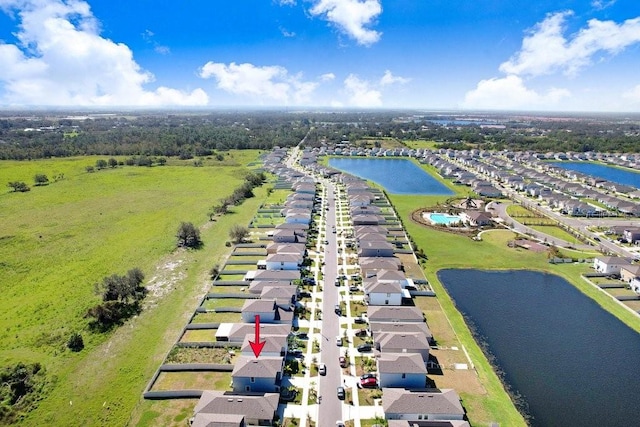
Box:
[303, 142, 640, 214]
[426, 150, 640, 217]
[593, 256, 640, 293]
[338, 176, 468, 424]
[192, 161, 319, 426]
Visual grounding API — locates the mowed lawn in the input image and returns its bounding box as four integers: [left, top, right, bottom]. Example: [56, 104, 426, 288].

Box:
[0, 152, 265, 425]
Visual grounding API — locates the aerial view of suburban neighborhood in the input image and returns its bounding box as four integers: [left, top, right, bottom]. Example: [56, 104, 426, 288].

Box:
[2, 1, 640, 427]
[1, 110, 639, 427]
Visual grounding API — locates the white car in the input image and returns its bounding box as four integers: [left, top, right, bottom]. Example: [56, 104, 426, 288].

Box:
[318, 363, 327, 375]
[336, 336, 342, 346]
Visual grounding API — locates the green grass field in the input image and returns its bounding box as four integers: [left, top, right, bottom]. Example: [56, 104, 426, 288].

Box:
[529, 224, 580, 242]
[401, 140, 440, 150]
[0, 152, 267, 426]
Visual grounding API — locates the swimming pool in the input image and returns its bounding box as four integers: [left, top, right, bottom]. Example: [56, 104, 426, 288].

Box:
[428, 212, 463, 225]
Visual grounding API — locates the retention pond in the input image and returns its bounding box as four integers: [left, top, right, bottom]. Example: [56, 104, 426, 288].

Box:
[328, 158, 453, 195]
[438, 269, 640, 427]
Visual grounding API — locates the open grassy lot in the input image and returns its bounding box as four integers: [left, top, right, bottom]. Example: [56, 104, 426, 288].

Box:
[401, 140, 440, 150]
[152, 371, 231, 391]
[179, 329, 216, 343]
[0, 153, 268, 425]
[530, 224, 580, 242]
[191, 312, 242, 324]
[200, 297, 246, 310]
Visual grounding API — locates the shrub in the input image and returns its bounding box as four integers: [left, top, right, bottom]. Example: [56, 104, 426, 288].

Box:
[67, 332, 84, 352]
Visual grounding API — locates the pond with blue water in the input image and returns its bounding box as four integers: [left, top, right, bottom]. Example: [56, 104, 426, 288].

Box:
[328, 158, 453, 195]
[438, 269, 640, 427]
[550, 162, 640, 188]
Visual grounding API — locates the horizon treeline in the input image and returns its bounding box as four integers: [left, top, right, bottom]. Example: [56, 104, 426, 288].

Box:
[0, 111, 638, 160]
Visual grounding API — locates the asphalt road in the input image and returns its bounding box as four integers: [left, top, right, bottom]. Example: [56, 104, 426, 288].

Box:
[317, 181, 345, 427]
[496, 186, 638, 258]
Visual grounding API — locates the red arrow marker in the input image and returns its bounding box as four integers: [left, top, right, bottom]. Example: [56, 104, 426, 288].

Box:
[249, 314, 265, 358]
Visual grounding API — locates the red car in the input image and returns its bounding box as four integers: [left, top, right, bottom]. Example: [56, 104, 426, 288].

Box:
[360, 377, 378, 388]
[339, 356, 348, 368]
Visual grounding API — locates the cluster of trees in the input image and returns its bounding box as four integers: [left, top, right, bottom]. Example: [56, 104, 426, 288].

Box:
[0, 362, 48, 424]
[85, 268, 147, 331]
[6, 173, 65, 193]
[176, 222, 202, 248]
[85, 156, 168, 172]
[0, 112, 309, 160]
[208, 171, 266, 220]
[7, 181, 30, 192]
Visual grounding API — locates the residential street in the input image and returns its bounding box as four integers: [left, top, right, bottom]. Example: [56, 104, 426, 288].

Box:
[317, 182, 343, 427]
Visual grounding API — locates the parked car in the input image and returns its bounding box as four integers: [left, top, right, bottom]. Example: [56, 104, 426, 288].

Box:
[334, 305, 342, 315]
[357, 343, 372, 352]
[349, 285, 359, 292]
[336, 336, 342, 346]
[360, 377, 378, 388]
[336, 422, 345, 427]
[354, 316, 366, 324]
[360, 373, 376, 381]
[339, 356, 347, 368]
[318, 363, 326, 376]
[337, 386, 345, 400]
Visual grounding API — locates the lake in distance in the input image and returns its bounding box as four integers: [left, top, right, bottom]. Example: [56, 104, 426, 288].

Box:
[328, 158, 453, 195]
[550, 162, 640, 188]
[438, 269, 640, 427]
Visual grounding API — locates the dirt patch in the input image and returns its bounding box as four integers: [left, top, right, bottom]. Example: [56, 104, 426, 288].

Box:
[144, 254, 187, 308]
[513, 239, 547, 252]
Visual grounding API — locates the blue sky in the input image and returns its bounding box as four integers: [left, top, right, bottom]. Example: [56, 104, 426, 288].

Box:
[0, 0, 639, 111]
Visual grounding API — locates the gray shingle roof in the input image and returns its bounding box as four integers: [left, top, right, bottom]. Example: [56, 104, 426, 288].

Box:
[378, 353, 426, 374]
[231, 356, 283, 378]
[193, 390, 279, 420]
[382, 388, 464, 416]
[367, 306, 424, 322]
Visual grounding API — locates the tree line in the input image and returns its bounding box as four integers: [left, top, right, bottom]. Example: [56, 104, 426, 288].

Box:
[0, 112, 309, 160]
[2, 110, 637, 161]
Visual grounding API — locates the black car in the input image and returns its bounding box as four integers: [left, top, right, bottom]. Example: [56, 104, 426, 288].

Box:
[357, 343, 372, 352]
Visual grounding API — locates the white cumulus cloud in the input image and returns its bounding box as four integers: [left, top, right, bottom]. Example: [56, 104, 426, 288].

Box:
[379, 70, 410, 86]
[343, 74, 382, 107]
[462, 75, 570, 110]
[0, 0, 207, 106]
[500, 11, 640, 77]
[340, 70, 410, 107]
[320, 73, 336, 81]
[309, 0, 382, 46]
[199, 61, 320, 104]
